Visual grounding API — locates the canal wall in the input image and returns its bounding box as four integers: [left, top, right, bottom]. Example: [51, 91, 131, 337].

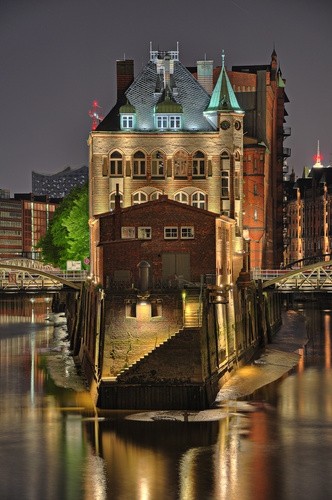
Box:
[67, 278, 281, 410]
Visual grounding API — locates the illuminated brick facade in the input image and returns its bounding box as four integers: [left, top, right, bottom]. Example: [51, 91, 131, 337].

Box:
[88, 46, 290, 276]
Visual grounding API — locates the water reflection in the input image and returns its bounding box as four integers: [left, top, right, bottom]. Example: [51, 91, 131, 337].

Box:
[1, 295, 332, 499]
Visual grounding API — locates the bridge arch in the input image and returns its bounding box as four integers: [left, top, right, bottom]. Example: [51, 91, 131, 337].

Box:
[261, 260, 332, 291]
[0, 260, 83, 290]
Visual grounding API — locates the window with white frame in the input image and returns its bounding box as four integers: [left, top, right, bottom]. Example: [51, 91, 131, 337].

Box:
[150, 191, 162, 200]
[192, 192, 206, 209]
[164, 227, 178, 239]
[156, 115, 181, 130]
[174, 150, 188, 177]
[181, 226, 194, 239]
[133, 191, 148, 205]
[133, 151, 146, 176]
[169, 116, 181, 129]
[110, 151, 123, 176]
[174, 191, 189, 204]
[121, 115, 134, 129]
[121, 227, 135, 239]
[192, 151, 205, 176]
[151, 151, 165, 176]
[138, 227, 152, 239]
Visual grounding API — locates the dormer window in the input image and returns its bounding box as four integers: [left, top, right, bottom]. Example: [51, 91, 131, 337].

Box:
[155, 88, 183, 131]
[119, 101, 136, 130]
[156, 114, 181, 130]
[121, 115, 134, 129]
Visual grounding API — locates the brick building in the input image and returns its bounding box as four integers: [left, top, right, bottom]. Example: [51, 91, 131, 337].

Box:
[96, 194, 238, 288]
[88, 45, 245, 281]
[284, 150, 332, 264]
[88, 45, 290, 274]
[0, 194, 59, 259]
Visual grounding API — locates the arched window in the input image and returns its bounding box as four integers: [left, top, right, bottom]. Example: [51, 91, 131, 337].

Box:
[220, 151, 230, 170]
[174, 150, 188, 177]
[174, 191, 189, 204]
[110, 151, 123, 176]
[151, 151, 165, 177]
[150, 190, 162, 200]
[133, 191, 148, 205]
[133, 151, 146, 177]
[109, 191, 123, 211]
[192, 192, 206, 209]
[192, 151, 205, 177]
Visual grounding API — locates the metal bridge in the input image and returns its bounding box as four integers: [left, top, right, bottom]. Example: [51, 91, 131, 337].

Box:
[253, 259, 332, 292]
[0, 258, 86, 291]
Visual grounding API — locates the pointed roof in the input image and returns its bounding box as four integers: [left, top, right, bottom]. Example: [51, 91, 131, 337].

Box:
[205, 51, 243, 114]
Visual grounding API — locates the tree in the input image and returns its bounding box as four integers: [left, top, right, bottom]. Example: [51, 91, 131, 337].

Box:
[38, 183, 89, 269]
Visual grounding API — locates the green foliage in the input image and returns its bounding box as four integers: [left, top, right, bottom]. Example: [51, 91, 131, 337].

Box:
[37, 183, 90, 269]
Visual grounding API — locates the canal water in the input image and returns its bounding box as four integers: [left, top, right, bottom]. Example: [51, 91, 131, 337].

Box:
[0, 294, 331, 500]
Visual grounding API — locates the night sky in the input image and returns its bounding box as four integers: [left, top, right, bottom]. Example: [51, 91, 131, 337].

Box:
[1, 0, 331, 194]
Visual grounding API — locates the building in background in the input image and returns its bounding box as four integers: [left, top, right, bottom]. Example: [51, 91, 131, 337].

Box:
[32, 165, 88, 198]
[229, 51, 290, 269]
[0, 194, 59, 260]
[0, 188, 10, 199]
[284, 146, 332, 265]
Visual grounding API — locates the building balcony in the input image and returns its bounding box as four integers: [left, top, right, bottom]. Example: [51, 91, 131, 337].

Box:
[283, 126, 291, 137]
[283, 147, 291, 158]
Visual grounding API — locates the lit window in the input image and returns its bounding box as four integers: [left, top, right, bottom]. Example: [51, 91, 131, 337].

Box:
[110, 151, 123, 176]
[192, 192, 206, 209]
[169, 116, 181, 129]
[121, 115, 134, 129]
[151, 151, 165, 176]
[133, 192, 148, 205]
[138, 227, 151, 239]
[181, 226, 194, 239]
[157, 116, 168, 129]
[193, 151, 205, 177]
[174, 192, 189, 204]
[254, 209, 258, 221]
[164, 227, 178, 239]
[121, 227, 135, 239]
[133, 151, 146, 177]
[156, 115, 181, 130]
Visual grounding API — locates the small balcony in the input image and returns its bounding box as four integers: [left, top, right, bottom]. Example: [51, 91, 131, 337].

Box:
[283, 147, 291, 158]
[283, 126, 291, 137]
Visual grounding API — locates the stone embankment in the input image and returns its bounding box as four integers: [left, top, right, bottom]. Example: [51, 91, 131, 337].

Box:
[215, 309, 308, 402]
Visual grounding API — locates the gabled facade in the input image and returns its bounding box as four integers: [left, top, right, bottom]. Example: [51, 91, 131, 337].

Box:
[88, 45, 244, 282]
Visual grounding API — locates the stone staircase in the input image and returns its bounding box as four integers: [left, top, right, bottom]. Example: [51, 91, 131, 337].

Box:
[184, 292, 202, 328]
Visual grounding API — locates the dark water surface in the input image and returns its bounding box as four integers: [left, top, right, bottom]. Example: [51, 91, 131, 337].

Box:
[0, 295, 331, 500]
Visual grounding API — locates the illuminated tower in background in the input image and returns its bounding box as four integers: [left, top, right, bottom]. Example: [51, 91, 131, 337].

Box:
[88, 100, 104, 130]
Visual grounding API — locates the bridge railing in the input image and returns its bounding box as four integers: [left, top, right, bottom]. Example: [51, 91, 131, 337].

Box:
[251, 269, 296, 281]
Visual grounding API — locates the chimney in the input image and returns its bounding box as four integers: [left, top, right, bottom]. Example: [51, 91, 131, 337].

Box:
[116, 60, 134, 100]
[197, 60, 213, 94]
